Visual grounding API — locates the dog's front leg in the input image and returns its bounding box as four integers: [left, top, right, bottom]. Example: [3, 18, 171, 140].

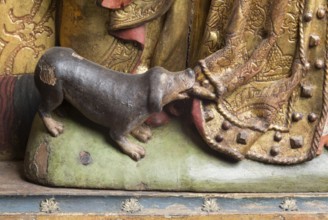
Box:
[41, 113, 64, 137]
[110, 133, 146, 161]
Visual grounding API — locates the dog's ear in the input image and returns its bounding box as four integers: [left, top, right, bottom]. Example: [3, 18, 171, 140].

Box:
[148, 73, 166, 112]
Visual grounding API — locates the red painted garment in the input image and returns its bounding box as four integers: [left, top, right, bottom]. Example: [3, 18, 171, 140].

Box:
[98, 0, 132, 9]
[191, 99, 205, 137]
[109, 25, 145, 48]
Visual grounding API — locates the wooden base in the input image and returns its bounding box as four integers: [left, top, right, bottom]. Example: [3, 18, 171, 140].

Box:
[2, 161, 328, 218]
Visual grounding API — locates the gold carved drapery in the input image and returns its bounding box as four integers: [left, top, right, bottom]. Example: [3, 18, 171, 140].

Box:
[193, 0, 328, 164]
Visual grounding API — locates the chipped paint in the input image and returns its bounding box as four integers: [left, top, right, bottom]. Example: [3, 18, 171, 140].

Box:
[33, 140, 49, 181]
[72, 52, 84, 60]
[39, 60, 56, 86]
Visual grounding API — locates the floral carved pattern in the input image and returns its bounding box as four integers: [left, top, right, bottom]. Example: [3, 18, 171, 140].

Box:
[108, 0, 173, 30]
[0, 0, 56, 75]
[200, 0, 234, 58]
[99, 39, 141, 73]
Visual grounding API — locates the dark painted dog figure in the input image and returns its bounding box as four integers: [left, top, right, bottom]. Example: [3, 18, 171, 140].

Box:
[34, 47, 195, 160]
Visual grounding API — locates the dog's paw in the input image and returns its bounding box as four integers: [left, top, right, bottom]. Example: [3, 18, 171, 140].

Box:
[127, 144, 146, 161]
[43, 117, 64, 137]
[131, 125, 152, 143]
[50, 122, 64, 137]
[131, 147, 146, 161]
[114, 135, 146, 161]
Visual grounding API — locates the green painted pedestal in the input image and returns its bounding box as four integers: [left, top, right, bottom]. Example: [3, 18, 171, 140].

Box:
[25, 110, 328, 192]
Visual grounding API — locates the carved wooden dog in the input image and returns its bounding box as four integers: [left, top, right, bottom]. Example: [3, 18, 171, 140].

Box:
[34, 47, 195, 160]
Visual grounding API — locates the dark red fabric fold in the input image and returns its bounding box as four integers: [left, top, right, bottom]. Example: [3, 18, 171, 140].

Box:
[109, 24, 146, 48]
[0, 75, 16, 151]
[191, 99, 205, 137]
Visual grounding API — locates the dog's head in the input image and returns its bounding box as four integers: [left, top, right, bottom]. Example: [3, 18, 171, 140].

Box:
[148, 67, 195, 112]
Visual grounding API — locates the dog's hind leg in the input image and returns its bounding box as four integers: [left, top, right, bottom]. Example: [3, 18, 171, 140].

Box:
[110, 131, 146, 161]
[37, 85, 65, 137]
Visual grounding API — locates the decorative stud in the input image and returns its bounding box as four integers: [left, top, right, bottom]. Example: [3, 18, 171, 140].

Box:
[309, 35, 320, 47]
[270, 146, 280, 157]
[202, 198, 220, 212]
[40, 198, 60, 213]
[279, 198, 298, 211]
[221, 120, 232, 130]
[215, 134, 224, 143]
[274, 131, 282, 142]
[236, 131, 248, 145]
[290, 136, 304, 149]
[301, 85, 313, 98]
[292, 112, 303, 122]
[304, 62, 311, 70]
[304, 12, 313, 22]
[202, 79, 210, 88]
[317, 7, 326, 19]
[79, 151, 92, 165]
[308, 113, 318, 122]
[121, 198, 142, 213]
[204, 108, 214, 122]
[315, 59, 325, 69]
